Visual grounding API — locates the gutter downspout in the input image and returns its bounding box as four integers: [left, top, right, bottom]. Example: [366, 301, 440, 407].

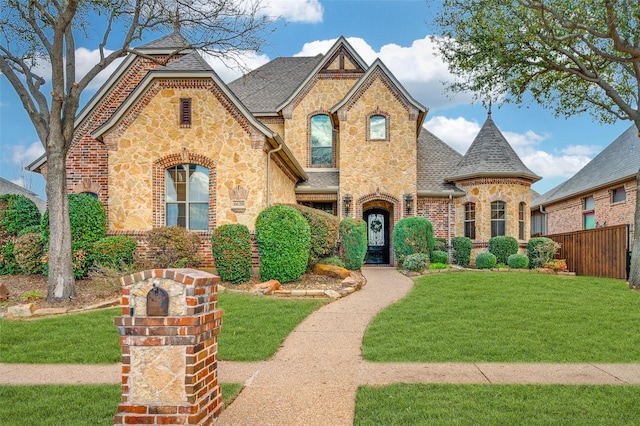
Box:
[448, 193, 452, 265]
[539, 205, 548, 236]
[266, 141, 283, 207]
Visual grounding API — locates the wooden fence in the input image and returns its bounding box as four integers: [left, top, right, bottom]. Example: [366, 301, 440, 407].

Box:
[546, 224, 630, 280]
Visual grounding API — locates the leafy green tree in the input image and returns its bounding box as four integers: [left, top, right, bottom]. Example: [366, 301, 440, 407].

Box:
[0, 1, 272, 301]
[433, 1, 640, 288]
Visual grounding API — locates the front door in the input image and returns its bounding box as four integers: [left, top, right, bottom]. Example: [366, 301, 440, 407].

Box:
[364, 209, 390, 264]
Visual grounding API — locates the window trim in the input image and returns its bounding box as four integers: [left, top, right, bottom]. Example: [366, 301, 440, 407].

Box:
[309, 113, 334, 167]
[611, 187, 626, 204]
[518, 202, 526, 240]
[491, 200, 506, 238]
[582, 195, 595, 230]
[165, 164, 210, 230]
[463, 202, 476, 240]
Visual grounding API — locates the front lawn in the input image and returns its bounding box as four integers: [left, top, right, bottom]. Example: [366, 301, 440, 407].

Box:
[363, 272, 640, 362]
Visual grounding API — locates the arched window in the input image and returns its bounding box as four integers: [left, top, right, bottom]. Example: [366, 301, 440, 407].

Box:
[310, 114, 333, 166]
[165, 164, 209, 230]
[464, 202, 476, 239]
[369, 115, 387, 140]
[519, 202, 526, 240]
[491, 201, 506, 237]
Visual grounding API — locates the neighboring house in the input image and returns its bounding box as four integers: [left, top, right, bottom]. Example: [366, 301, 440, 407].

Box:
[532, 125, 639, 238]
[0, 177, 46, 213]
[28, 33, 538, 266]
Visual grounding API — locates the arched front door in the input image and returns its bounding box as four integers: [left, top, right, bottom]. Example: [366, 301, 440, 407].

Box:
[364, 208, 390, 264]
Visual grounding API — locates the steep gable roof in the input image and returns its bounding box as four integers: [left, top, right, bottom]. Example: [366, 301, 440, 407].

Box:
[416, 129, 465, 195]
[534, 124, 640, 206]
[445, 113, 540, 182]
[137, 32, 191, 51]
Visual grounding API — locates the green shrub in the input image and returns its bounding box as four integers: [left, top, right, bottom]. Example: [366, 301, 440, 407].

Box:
[433, 237, 447, 252]
[428, 263, 449, 270]
[339, 218, 367, 270]
[0, 194, 41, 275]
[92, 235, 138, 270]
[451, 236, 472, 267]
[507, 253, 530, 269]
[402, 252, 430, 272]
[145, 226, 202, 269]
[476, 252, 497, 269]
[288, 204, 339, 271]
[430, 250, 448, 264]
[488, 236, 519, 265]
[527, 237, 559, 269]
[256, 205, 310, 283]
[0, 241, 19, 275]
[14, 232, 44, 274]
[320, 255, 345, 268]
[211, 224, 252, 284]
[392, 217, 434, 265]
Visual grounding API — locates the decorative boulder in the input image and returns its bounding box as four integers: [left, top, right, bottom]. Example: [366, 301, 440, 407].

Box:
[313, 264, 351, 279]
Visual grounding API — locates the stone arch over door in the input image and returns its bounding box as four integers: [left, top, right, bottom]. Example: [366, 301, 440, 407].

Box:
[359, 194, 398, 265]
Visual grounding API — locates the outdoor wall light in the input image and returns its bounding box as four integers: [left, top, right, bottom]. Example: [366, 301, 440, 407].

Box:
[404, 194, 414, 216]
[343, 194, 352, 217]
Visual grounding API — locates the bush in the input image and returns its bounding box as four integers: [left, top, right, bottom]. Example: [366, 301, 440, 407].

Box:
[92, 235, 138, 270]
[451, 236, 472, 267]
[527, 237, 560, 269]
[428, 263, 449, 270]
[211, 224, 252, 284]
[476, 252, 497, 269]
[256, 205, 310, 283]
[320, 256, 345, 268]
[0, 241, 19, 275]
[339, 218, 367, 270]
[507, 253, 529, 269]
[145, 226, 202, 269]
[392, 217, 434, 265]
[0, 194, 41, 275]
[14, 232, 44, 274]
[488, 236, 519, 265]
[402, 252, 430, 272]
[288, 204, 339, 271]
[434, 237, 447, 252]
[430, 250, 448, 264]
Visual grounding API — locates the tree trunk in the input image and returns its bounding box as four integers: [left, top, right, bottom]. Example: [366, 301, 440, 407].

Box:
[45, 147, 76, 302]
[629, 169, 640, 289]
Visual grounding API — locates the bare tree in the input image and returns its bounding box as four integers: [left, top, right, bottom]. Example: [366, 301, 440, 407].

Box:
[432, 0, 640, 288]
[0, 0, 272, 302]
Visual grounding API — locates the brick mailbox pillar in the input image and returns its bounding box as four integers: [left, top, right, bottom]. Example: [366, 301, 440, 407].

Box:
[113, 268, 224, 425]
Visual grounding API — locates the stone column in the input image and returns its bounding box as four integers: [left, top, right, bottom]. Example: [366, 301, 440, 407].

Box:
[113, 268, 224, 425]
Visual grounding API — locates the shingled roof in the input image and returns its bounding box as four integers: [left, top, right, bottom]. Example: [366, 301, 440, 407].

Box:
[137, 31, 190, 50]
[228, 56, 324, 114]
[417, 129, 464, 195]
[445, 113, 541, 183]
[533, 124, 640, 206]
[156, 51, 213, 72]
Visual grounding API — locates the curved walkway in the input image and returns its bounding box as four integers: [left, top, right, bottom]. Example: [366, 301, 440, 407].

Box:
[2, 267, 640, 425]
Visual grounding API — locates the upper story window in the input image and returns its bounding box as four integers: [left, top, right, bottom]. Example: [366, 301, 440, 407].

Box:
[369, 115, 387, 140]
[464, 202, 476, 240]
[611, 187, 626, 203]
[518, 202, 526, 240]
[310, 114, 333, 166]
[180, 98, 192, 127]
[583, 195, 595, 230]
[491, 201, 506, 237]
[165, 164, 209, 230]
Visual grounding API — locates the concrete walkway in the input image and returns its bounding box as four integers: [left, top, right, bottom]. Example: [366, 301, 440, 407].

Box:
[2, 266, 640, 424]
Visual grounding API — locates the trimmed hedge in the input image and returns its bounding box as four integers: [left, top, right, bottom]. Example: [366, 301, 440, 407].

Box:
[451, 236, 472, 267]
[93, 235, 138, 270]
[145, 226, 202, 269]
[14, 232, 44, 274]
[288, 204, 339, 271]
[430, 250, 448, 264]
[476, 252, 497, 269]
[339, 218, 367, 270]
[507, 253, 530, 269]
[488, 236, 519, 265]
[256, 205, 310, 283]
[392, 217, 434, 265]
[434, 237, 448, 252]
[527, 237, 557, 269]
[211, 223, 252, 284]
[0, 194, 41, 275]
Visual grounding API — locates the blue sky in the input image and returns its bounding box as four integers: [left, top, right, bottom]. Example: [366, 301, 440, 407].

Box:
[0, 0, 631, 200]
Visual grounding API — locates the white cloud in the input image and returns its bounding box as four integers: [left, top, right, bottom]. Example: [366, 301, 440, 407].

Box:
[561, 144, 601, 156]
[262, 0, 323, 23]
[74, 47, 124, 89]
[203, 51, 271, 83]
[12, 141, 44, 167]
[425, 115, 481, 154]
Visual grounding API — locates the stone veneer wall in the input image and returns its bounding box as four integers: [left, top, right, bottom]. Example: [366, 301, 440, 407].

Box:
[113, 268, 223, 425]
[545, 177, 637, 237]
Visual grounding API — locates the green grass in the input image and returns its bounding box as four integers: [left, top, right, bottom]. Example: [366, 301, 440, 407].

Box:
[0, 292, 325, 364]
[355, 384, 640, 425]
[363, 272, 640, 362]
[217, 292, 326, 361]
[0, 383, 243, 426]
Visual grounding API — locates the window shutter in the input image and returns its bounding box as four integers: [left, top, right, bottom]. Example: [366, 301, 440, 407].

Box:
[180, 98, 192, 127]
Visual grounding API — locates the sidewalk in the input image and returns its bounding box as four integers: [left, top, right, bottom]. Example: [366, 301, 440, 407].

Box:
[2, 267, 640, 424]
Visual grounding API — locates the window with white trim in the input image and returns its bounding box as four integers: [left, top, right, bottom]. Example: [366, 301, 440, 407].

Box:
[491, 201, 506, 237]
[310, 114, 333, 166]
[165, 164, 209, 230]
[464, 202, 476, 239]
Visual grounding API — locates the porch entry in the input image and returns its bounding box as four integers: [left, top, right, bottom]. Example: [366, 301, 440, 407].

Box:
[364, 208, 390, 264]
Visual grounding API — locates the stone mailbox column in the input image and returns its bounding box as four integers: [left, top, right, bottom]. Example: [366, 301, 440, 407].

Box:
[113, 268, 224, 425]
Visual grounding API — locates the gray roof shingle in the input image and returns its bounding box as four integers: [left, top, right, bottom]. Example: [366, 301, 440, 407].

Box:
[296, 170, 339, 191]
[138, 32, 190, 50]
[534, 124, 640, 206]
[417, 129, 465, 194]
[158, 51, 213, 72]
[446, 114, 541, 182]
[227, 56, 324, 114]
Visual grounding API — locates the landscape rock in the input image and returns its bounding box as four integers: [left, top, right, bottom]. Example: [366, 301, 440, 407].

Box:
[33, 308, 68, 317]
[324, 290, 342, 299]
[313, 264, 351, 279]
[7, 303, 35, 318]
[251, 279, 281, 295]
